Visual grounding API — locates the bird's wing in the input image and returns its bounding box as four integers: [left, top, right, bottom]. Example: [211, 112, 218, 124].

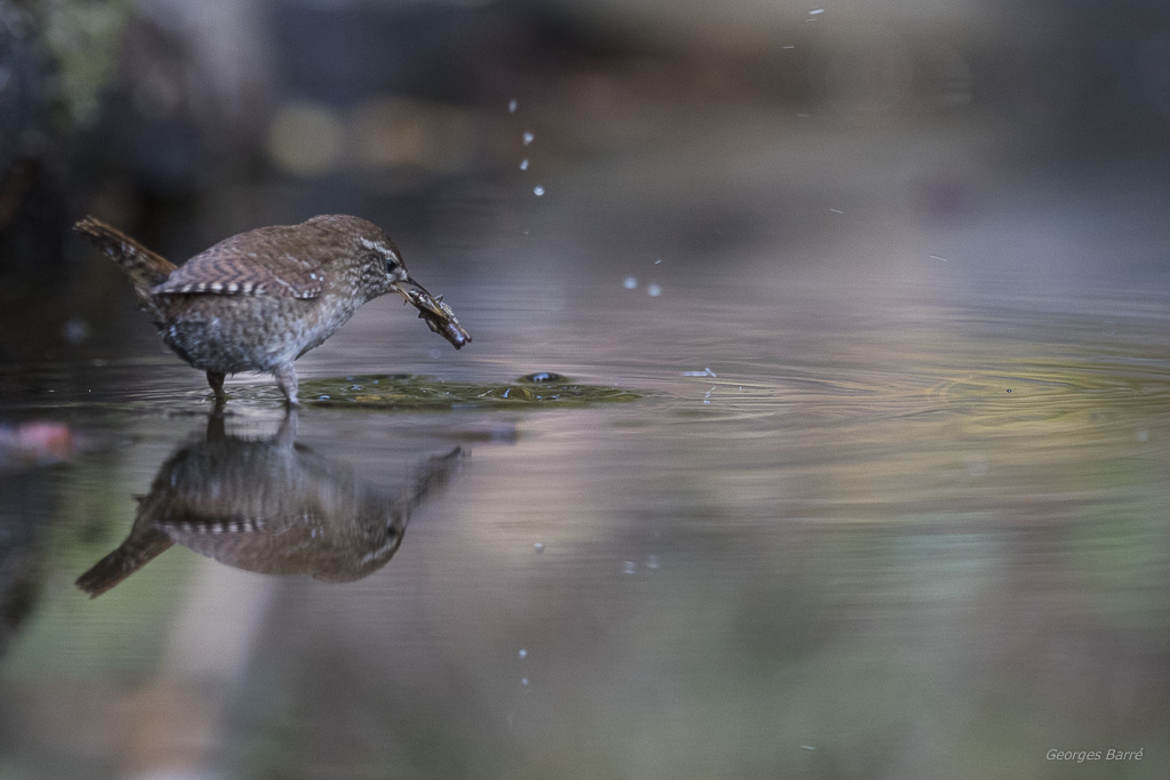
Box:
[151, 225, 332, 299]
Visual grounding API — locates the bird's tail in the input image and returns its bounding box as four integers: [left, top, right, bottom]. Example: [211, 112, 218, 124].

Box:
[74, 216, 176, 307]
[75, 528, 173, 598]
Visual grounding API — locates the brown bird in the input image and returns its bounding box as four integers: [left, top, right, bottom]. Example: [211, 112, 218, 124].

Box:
[74, 214, 470, 405]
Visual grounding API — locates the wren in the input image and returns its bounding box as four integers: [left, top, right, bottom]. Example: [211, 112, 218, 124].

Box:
[75, 214, 470, 405]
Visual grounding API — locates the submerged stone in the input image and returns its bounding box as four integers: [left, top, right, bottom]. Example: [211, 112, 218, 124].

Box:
[300, 374, 642, 410]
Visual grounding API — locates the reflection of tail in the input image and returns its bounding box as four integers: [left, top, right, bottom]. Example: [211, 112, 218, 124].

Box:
[76, 528, 173, 598]
[74, 216, 176, 317]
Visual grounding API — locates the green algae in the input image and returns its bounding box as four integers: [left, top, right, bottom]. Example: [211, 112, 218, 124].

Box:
[300, 374, 642, 410]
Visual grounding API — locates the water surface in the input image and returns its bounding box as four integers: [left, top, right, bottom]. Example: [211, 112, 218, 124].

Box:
[2, 260, 1169, 779]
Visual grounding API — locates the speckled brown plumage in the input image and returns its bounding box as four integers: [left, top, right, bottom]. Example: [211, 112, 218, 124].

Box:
[74, 214, 470, 405]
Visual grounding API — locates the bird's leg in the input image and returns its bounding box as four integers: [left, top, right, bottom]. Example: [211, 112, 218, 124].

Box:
[274, 363, 299, 407]
[206, 371, 226, 406]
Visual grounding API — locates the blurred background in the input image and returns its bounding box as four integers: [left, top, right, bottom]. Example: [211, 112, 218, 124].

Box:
[4, 0, 1170, 362]
[3, 0, 1170, 778]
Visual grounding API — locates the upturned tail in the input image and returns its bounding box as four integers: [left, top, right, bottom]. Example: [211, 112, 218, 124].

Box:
[74, 216, 177, 314]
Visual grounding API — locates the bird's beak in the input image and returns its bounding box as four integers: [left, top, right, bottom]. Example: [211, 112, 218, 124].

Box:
[391, 276, 471, 350]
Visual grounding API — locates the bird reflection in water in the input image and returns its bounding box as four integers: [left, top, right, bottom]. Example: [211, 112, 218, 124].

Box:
[77, 412, 463, 597]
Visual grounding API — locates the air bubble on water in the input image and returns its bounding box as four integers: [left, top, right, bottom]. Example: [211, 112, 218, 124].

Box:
[508, 98, 518, 113]
[783, 44, 796, 49]
[518, 648, 528, 658]
[623, 560, 637, 575]
[533, 185, 545, 197]
[350, 385, 362, 391]
[522, 131, 535, 145]
[647, 283, 662, 297]
[809, 8, 825, 15]
[520, 677, 529, 687]
[317, 394, 331, 400]
[623, 276, 638, 290]
[1137, 430, 1150, 442]
[797, 112, 811, 118]
[646, 555, 660, 570]
[654, 257, 663, 265]
[519, 158, 529, 170]
[829, 208, 844, 214]
[533, 541, 545, 552]
[683, 367, 716, 377]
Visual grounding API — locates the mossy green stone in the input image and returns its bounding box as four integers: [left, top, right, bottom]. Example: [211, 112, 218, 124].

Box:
[300, 374, 642, 410]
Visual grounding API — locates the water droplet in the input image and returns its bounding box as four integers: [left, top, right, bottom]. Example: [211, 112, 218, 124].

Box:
[533, 185, 545, 197]
[63, 317, 90, 345]
[654, 257, 663, 265]
[508, 98, 518, 113]
[533, 542, 545, 552]
[646, 283, 662, 297]
[522, 131, 535, 145]
[623, 276, 638, 290]
[519, 158, 529, 170]
[518, 648, 528, 658]
[520, 677, 529, 687]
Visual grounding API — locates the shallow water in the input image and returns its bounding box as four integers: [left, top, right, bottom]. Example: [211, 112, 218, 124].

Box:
[2, 248, 1169, 778]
